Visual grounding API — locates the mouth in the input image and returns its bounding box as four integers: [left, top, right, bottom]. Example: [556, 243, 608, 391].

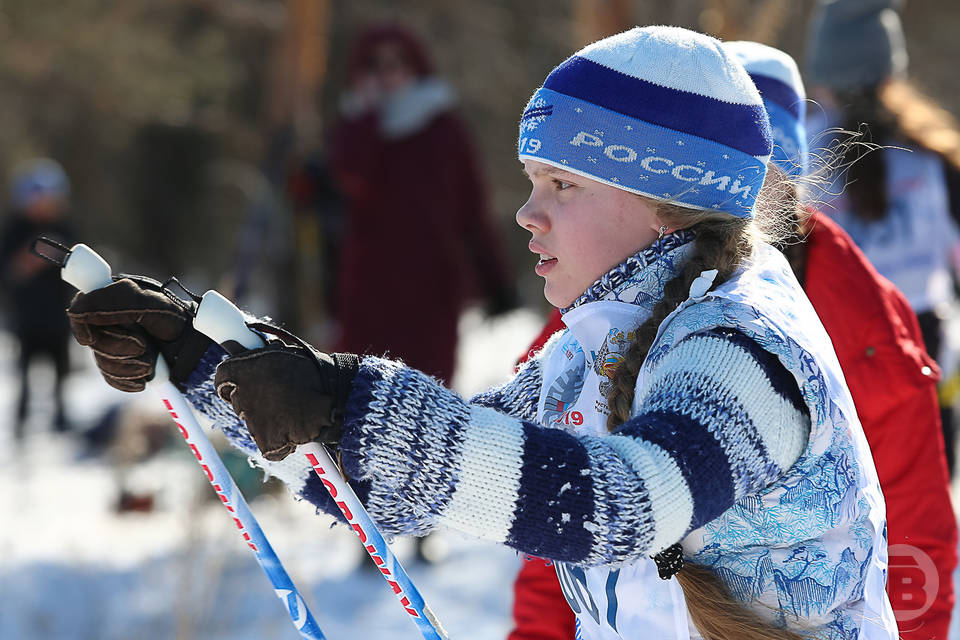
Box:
[532, 247, 557, 277]
[529, 240, 557, 276]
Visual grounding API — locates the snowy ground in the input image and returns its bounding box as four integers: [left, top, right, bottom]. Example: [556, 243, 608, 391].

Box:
[5, 304, 960, 640]
[0, 307, 545, 640]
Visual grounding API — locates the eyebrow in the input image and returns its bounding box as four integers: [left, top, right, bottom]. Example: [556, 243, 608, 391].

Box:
[521, 165, 576, 179]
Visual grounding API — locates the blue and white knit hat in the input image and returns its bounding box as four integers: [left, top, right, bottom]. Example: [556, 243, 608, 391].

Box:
[518, 26, 772, 219]
[724, 41, 809, 178]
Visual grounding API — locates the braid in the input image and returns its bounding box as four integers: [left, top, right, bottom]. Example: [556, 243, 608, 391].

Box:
[606, 216, 747, 432]
[602, 199, 806, 640]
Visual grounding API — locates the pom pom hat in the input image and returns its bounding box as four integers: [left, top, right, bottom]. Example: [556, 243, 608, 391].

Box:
[518, 26, 772, 219]
[724, 41, 809, 177]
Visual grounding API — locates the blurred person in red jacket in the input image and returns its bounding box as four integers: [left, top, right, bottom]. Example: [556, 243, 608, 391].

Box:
[329, 24, 516, 385]
[805, 0, 960, 477]
[507, 41, 957, 640]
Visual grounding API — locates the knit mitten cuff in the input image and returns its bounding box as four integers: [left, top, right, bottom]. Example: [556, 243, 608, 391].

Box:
[340, 357, 471, 536]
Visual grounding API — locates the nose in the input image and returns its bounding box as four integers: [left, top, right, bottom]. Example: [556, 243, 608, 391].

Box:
[516, 193, 549, 234]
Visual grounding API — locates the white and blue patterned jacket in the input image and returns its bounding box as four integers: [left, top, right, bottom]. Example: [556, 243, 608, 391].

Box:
[182, 232, 896, 639]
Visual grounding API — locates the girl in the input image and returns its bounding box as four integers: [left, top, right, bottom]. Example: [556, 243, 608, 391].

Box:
[806, 0, 960, 475]
[509, 40, 954, 640]
[67, 26, 896, 639]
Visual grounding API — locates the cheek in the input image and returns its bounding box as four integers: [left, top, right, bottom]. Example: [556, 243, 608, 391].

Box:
[587, 214, 644, 265]
[565, 230, 616, 285]
[609, 200, 658, 253]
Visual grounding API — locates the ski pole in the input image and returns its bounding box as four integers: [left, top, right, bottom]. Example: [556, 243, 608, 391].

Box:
[37, 239, 328, 640]
[194, 290, 450, 640]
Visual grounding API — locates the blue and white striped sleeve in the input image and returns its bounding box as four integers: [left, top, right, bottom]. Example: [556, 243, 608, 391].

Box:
[468, 332, 556, 420]
[339, 328, 810, 566]
[177, 340, 550, 521]
[181, 344, 256, 454]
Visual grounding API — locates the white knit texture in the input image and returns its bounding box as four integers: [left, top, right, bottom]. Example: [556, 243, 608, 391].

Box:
[576, 26, 763, 106]
[440, 405, 526, 542]
[254, 452, 312, 495]
[723, 41, 806, 100]
[604, 434, 694, 554]
[638, 333, 810, 471]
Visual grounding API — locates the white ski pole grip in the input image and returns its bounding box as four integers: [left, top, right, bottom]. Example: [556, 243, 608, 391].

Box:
[194, 290, 265, 351]
[62, 243, 113, 293]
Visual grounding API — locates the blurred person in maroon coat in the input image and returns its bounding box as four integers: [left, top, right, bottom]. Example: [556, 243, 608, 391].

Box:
[329, 24, 516, 384]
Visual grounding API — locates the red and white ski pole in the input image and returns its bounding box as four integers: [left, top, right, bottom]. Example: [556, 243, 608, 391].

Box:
[37, 239, 328, 640]
[194, 290, 450, 640]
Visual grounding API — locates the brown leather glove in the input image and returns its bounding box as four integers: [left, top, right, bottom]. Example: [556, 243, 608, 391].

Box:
[67, 277, 211, 392]
[214, 344, 359, 461]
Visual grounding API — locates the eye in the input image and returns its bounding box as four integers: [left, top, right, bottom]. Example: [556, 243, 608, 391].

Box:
[553, 178, 573, 191]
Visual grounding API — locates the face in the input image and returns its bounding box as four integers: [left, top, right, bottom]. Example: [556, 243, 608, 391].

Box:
[24, 194, 65, 222]
[360, 42, 415, 95]
[517, 159, 664, 308]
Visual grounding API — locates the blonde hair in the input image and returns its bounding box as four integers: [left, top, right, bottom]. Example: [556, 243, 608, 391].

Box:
[881, 78, 960, 171]
[831, 77, 960, 222]
[605, 171, 807, 640]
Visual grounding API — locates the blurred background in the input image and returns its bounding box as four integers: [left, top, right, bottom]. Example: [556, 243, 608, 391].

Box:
[2, 1, 960, 638]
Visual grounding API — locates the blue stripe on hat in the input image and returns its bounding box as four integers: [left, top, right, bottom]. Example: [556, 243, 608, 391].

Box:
[765, 101, 809, 177]
[519, 88, 768, 218]
[749, 74, 804, 120]
[617, 411, 736, 531]
[543, 56, 772, 157]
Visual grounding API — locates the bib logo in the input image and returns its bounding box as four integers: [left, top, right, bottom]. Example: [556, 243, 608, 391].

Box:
[593, 329, 629, 398]
[569, 131, 755, 199]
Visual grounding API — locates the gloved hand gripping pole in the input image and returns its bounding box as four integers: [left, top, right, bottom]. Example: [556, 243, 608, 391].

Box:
[35, 238, 328, 640]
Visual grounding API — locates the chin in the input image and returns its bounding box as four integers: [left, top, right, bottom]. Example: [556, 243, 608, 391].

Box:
[543, 284, 576, 309]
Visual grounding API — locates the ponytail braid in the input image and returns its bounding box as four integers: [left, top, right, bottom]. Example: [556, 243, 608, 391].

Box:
[606, 216, 747, 432]
[604, 201, 806, 640]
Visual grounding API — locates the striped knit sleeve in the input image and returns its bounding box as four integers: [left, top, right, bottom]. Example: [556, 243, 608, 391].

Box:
[468, 354, 545, 421]
[339, 328, 810, 566]
[181, 344, 257, 454]
[468, 329, 560, 419]
[177, 339, 553, 521]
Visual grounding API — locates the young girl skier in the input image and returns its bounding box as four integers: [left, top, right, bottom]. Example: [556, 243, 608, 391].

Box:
[67, 26, 897, 639]
[509, 40, 954, 640]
